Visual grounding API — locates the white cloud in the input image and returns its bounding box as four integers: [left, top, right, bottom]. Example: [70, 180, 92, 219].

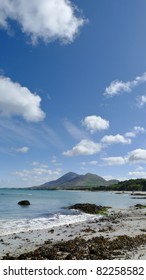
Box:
[63, 139, 102, 156]
[13, 163, 63, 186]
[124, 132, 136, 138]
[128, 149, 146, 163]
[136, 166, 144, 171]
[0, 0, 85, 44]
[89, 160, 98, 165]
[137, 95, 146, 107]
[0, 76, 45, 121]
[32, 161, 40, 166]
[51, 159, 57, 164]
[16, 146, 29, 153]
[104, 80, 132, 97]
[104, 72, 146, 97]
[101, 134, 131, 145]
[103, 175, 116, 181]
[125, 126, 145, 138]
[50, 156, 63, 166]
[102, 156, 127, 166]
[134, 126, 145, 133]
[80, 160, 98, 166]
[81, 115, 109, 133]
[102, 148, 146, 166]
[128, 171, 146, 178]
[80, 161, 86, 166]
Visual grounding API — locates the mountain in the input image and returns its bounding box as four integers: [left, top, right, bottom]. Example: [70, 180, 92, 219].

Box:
[32, 172, 119, 190]
[39, 172, 78, 188]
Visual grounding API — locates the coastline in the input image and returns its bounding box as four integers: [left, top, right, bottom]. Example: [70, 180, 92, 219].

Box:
[1, 205, 146, 260]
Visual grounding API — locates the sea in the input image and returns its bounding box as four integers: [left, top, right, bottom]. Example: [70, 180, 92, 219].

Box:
[0, 188, 145, 236]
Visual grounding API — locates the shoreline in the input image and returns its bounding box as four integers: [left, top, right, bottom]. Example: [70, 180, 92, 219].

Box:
[1, 206, 146, 260]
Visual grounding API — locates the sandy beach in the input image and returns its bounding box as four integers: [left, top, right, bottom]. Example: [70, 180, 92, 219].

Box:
[1, 205, 146, 260]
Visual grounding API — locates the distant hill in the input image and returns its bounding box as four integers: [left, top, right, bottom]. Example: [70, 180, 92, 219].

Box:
[108, 178, 146, 191]
[31, 172, 119, 190]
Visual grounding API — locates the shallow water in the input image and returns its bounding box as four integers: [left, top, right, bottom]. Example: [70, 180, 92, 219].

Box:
[0, 189, 145, 236]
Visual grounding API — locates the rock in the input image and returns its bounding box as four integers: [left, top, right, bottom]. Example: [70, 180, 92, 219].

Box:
[134, 204, 146, 208]
[68, 203, 109, 214]
[18, 200, 30, 206]
[134, 204, 143, 207]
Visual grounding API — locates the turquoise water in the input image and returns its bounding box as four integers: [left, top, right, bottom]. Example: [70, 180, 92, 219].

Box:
[0, 189, 145, 236]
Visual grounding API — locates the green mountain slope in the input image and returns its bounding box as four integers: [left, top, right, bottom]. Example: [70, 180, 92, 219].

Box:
[32, 172, 119, 190]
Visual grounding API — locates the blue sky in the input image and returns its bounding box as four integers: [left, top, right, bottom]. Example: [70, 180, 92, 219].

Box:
[1, 0, 146, 187]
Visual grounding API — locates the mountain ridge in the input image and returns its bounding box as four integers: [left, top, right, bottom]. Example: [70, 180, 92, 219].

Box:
[32, 172, 119, 190]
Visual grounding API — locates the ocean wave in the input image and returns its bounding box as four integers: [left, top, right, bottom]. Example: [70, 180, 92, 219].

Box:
[0, 211, 99, 236]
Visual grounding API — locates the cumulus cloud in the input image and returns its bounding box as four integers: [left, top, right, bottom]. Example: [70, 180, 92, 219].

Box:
[63, 139, 101, 156]
[104, 72, 146, 97]
[0, 0, 85, 44]
[128, 149, 146, 163]
[104, 81, 132, 97]
[0, 76, 45, 121]
[102, 156, 127, 166]
[16, 146, 29, 153]
[101, 134, 131, 145]
[102, 148, 146, 166]
[81, 115, 109, 134]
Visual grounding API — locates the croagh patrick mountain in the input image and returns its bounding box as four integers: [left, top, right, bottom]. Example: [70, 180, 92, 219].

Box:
[31, 172, 119, 190]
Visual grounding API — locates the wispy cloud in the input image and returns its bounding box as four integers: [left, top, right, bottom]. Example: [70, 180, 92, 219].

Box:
[128, 171, 146, 178]
[63, 119, 87, 141]
[12, 162, 63, 187]
[16, 146, 29, 153]
[103, 72, 146, 97]
[0, 146, 29, 155]
[0, 119, 63, 149]
[0, 0, 85, 44]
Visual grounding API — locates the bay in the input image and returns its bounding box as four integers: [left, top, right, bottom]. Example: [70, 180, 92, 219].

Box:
[0, 188, 145, 236]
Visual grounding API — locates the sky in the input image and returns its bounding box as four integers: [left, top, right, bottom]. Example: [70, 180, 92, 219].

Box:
[1, 0, 146, 187]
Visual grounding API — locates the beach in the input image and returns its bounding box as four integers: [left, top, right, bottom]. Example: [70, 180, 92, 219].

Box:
[1, 205, 146, 260]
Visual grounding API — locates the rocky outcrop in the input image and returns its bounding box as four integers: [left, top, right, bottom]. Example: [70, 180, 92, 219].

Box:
[134, 204, 146, 208]
[68, 203, 109, 214]
[18, 200, 30, 206]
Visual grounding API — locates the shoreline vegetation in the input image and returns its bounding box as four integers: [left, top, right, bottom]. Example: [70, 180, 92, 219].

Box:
[30, 172, 146, 192]
[2, 174, 146, 192]
[1, 201, 146, 260]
